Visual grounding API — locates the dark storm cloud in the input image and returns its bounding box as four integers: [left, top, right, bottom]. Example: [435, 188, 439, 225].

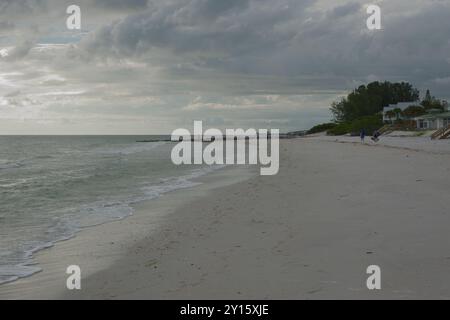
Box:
[93, 0, 148, 11]
[79, 0, 312, 58]
[329, 2, 361, 18]
[0, 0, 49, 17]
[3, 0, 448, 97]
[186, 0, 251, 20]
[77, 0, 450, 96]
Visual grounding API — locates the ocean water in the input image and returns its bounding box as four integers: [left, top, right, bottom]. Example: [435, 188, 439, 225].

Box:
[0, 136, 223, 284]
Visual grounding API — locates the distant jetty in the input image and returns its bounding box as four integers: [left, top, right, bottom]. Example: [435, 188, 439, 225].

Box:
[136, 139, 172, 142]
[136, 133, 302, 143]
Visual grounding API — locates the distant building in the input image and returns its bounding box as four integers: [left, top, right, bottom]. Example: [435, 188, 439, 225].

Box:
[381, 100, 450, 133]
[414, 112, 450, 130]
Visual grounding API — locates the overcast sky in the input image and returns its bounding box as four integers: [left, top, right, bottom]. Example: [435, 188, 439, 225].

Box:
[0, 0, 449, 134]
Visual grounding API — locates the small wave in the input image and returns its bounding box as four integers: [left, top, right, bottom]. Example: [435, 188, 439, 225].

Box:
[0, 178, 34, 188]
[0, 160, 25, 170]
[31, 155, 54, 160]
[142, 165, 226, 198]
[0, 265, 42, 285]
[94, 141, 166, 155]
[0, 234, 74, 285]
[76, 201, 134, 228]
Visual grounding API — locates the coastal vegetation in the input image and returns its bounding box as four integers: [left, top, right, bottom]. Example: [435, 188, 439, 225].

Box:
[330, 81, 419, 123]
[306, 123, 337, 135]
[327, 115, 383, 136]
[308, 81, 448, 136]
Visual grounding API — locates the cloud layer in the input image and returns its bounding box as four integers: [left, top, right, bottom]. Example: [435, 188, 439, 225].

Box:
[1, 0, 449, 134]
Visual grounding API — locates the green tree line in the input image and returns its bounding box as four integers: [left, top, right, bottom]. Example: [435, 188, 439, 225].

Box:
[330, 81, 420, 122]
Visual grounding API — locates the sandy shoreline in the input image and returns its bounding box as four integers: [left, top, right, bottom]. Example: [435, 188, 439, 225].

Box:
[0, 164, 256, 299]
[1, 137, 450, 299]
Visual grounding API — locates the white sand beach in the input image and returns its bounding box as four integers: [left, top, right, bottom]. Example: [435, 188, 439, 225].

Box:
[1, 136, 450, 299]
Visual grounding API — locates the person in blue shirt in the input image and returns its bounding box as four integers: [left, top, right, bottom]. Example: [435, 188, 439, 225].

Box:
[360, 128, 366, 144]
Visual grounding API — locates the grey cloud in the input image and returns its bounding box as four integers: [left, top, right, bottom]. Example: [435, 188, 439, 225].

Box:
[76, 0, 450, 97]
[4, 90, 21, 97]
[79, 0, 312, 58]
[93, 0, 148, 11]
[329, 2, 361, 18]
[2, 0, 450, 134]
[0, 21, 14, 31]
[0, 0, 52, 24]
[182, 0, 251, 21]
[3, 40, 35, 60]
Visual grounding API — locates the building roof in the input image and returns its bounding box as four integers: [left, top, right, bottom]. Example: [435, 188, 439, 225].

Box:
[383, 102, 418, 113]
[414, 112, 450, 120]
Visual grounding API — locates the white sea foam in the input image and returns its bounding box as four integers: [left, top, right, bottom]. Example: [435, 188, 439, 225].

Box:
[0, 178, 34, 188]
[0, 265, 42, 285]
[0, 152, 225, 286]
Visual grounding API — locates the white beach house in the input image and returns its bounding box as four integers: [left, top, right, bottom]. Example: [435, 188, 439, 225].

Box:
[383, 101, 450, 132]
[414, 112, 450, 130]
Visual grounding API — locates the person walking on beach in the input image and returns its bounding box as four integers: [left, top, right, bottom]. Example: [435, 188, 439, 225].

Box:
[360, 128, 366, 144]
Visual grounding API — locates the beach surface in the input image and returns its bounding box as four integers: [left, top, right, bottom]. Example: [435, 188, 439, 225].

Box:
[1, 136, 450, 299]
